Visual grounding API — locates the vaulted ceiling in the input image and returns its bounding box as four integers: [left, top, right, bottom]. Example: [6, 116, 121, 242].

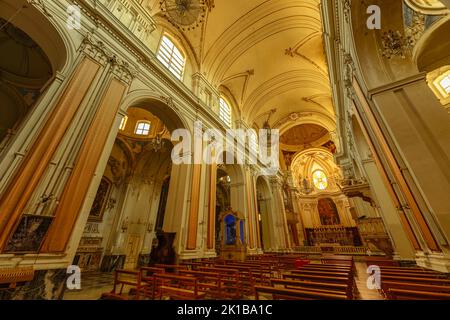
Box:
[144, 0, 335, 134]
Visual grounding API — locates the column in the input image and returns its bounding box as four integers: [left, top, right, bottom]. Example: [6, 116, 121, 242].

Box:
[0, 56, 102, 251]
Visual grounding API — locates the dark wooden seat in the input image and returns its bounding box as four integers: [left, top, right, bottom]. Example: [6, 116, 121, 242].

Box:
[254, 285, 347, 300]
[198, 267, 242, 299]
[291, 269, 351, 278]
[271, 279, 351, 299]
[381, 274, 450, 295]
[153, 273, 206, 300]
[388, 288, 450, 300]
[383, 281, 450, 296]
[101, 269, 143, 300]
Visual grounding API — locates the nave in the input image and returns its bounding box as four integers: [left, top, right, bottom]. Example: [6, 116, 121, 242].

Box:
[63, 254, 450, 301]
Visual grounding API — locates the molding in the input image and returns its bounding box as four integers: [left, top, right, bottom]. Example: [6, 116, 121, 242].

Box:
[368, 72, 427, 98]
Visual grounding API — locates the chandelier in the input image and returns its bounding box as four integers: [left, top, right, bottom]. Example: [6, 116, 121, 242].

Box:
[159, 0, 214, 31]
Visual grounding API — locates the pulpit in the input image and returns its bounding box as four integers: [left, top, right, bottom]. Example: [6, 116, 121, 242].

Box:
[218, 210, 246, 261]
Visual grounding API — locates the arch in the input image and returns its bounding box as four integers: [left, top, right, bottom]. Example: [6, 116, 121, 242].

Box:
[414, 16, 450, 72]
[0, 1, 71, 147]
[276, 113, 336, 135]
[120, 90, 190, 132]
[290, 147, 341, 193]
[0, 0, 72, 75]
[404, 0, 449, 15]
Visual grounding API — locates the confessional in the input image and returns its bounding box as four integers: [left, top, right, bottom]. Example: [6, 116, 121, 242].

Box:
[218, 209, 246, 261]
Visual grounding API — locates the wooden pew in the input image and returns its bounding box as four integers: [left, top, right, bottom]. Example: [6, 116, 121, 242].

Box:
[254, 285, 347, 300]
[271, 279, 351, 299]
[178, 270, 222, 298]
[154, 264, 188, 273]
[153, 273, 206, 300]
[380, 270, 447, 279]
[321, 255, 354, 267]
[198, 267, 242, 299]
[299, 263, 351, 270]
[365, 256, 399, 267]
[383, 281, 450, 296]
[379, 266, 440, 274]
[388, 288, 450, 300]
[380, 275, 450, 293]
[101, 269, 142, 300]
[212, 264, 258, 293]
[291, 269, 351, 278]
[180, 261, 205, 270]
[283, 273, 353, 298]
[139, 267, 165, 299]
[283, 273, 352, 287]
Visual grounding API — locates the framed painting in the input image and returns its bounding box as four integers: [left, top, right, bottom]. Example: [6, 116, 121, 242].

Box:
[4, 215, 53, 253]
[88, 176, 112, 222]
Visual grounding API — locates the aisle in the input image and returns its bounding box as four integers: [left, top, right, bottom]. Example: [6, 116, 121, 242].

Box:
[354, 262, 384, 300]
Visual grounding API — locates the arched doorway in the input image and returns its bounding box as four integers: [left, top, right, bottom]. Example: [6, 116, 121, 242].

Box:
[0, 0, 67, 151]
[74, 98, 187, 271]
[0, 18, 51, 147]
[214, 155, 246, 257]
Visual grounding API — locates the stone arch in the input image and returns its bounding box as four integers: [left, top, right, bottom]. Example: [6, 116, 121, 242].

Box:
[414, 16, 450, 72]
[0, 0, 71, 151]
[120, 90, 190, 132]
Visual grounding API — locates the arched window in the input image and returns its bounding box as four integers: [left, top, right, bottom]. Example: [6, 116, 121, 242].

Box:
[119, 116, 128, 131]
[219, 97, 232, 127]
[157, 35, 186, 80]
[312, 170, 328, 190]
[135, 121, 151, 136]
